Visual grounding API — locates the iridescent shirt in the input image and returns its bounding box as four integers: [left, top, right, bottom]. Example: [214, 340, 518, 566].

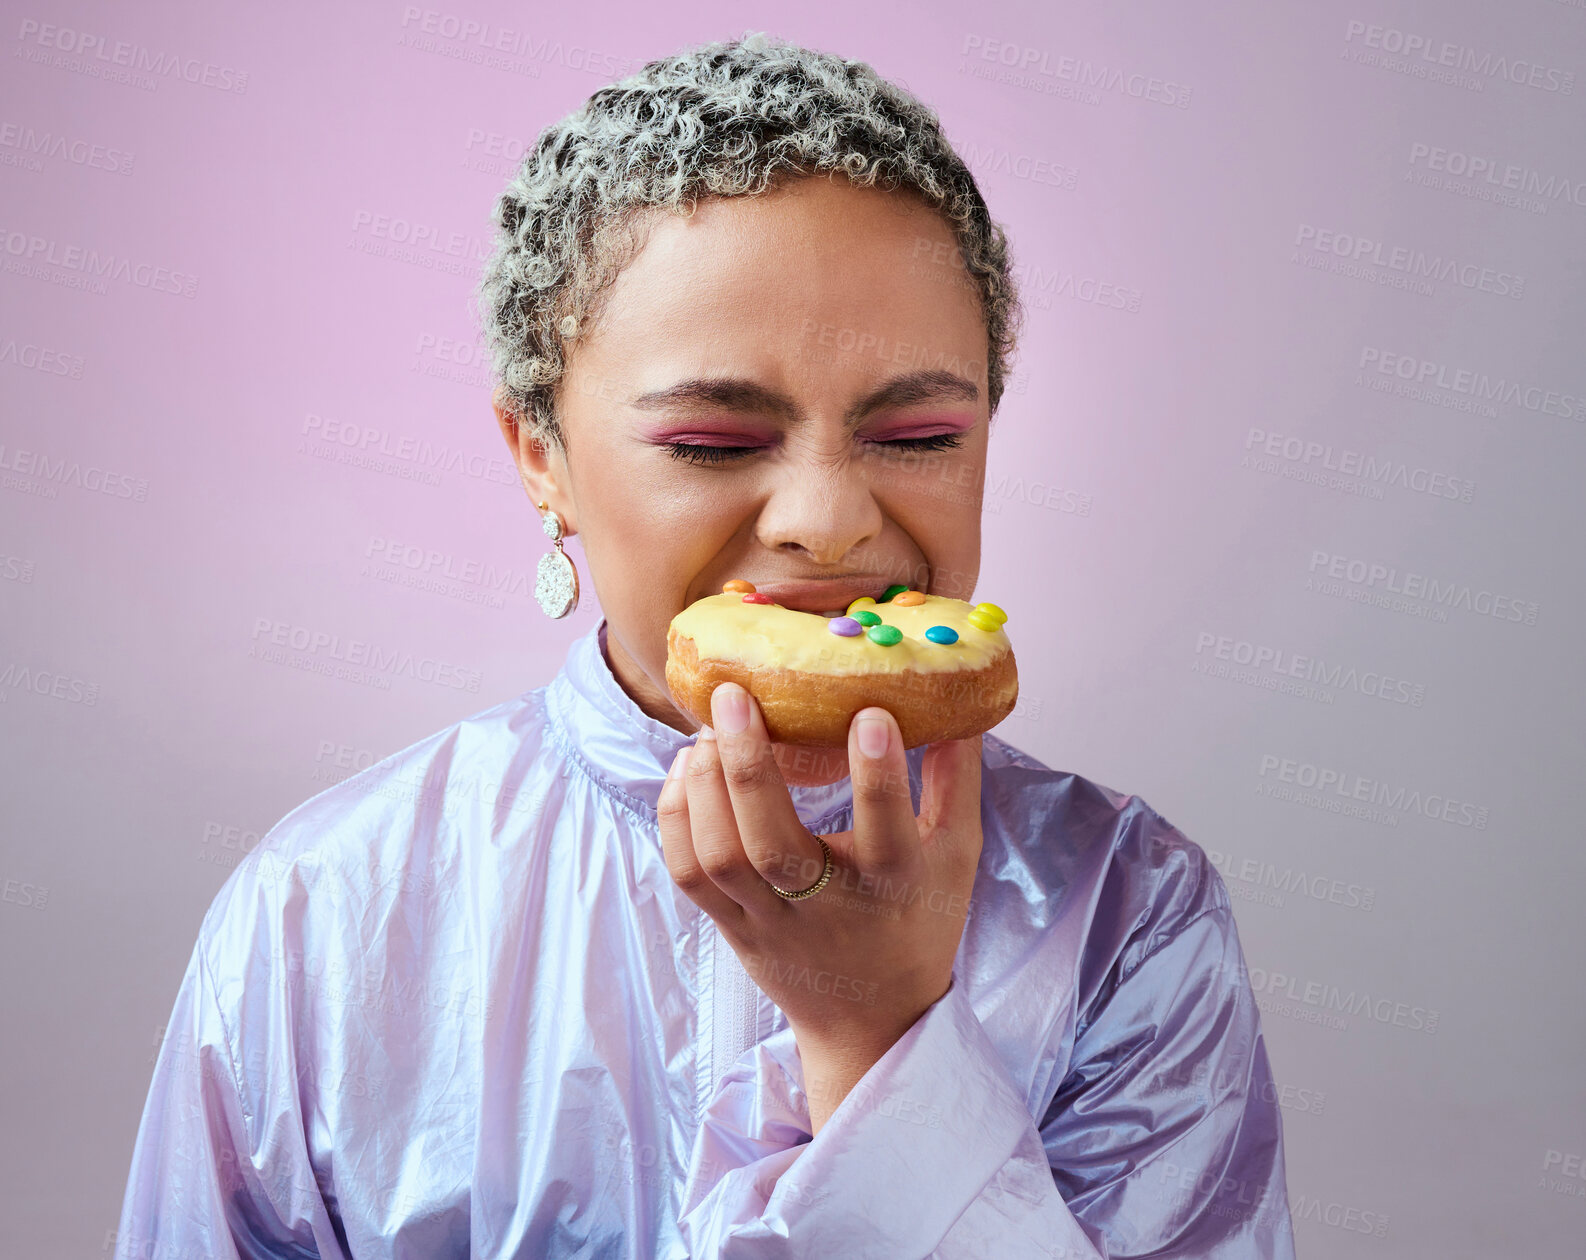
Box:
[119, 619, 1297, 1258]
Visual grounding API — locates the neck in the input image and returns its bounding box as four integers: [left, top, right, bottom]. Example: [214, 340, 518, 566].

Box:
[602, 625, 698, 735]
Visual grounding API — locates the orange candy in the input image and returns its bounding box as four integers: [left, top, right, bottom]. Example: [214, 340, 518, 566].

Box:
[722, 579, 756, 594]
[891, 590, 925, 606]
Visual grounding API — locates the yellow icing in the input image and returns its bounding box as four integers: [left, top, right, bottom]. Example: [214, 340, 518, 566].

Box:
[670, 592, 1011, 675]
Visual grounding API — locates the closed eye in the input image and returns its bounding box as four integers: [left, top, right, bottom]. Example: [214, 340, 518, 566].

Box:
[663, 431, 965, 467]
[662, 442, 760, 466]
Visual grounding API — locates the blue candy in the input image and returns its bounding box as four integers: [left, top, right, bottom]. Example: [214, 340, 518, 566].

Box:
[925, 625, 958, 644]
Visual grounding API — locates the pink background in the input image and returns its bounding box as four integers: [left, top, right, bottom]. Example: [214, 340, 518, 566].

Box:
[3, 0, 1583, 1253]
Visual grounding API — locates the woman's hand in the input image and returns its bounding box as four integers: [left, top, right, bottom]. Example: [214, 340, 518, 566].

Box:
[657, 680, 984, 1133]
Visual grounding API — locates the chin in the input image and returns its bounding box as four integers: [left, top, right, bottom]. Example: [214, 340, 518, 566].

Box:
[770, 741, 851, 788]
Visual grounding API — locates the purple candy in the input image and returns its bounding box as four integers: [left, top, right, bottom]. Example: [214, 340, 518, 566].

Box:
[827, 616, 863, 636]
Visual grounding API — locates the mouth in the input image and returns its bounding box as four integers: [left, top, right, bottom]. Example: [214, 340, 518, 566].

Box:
[744, 575, 904, 615]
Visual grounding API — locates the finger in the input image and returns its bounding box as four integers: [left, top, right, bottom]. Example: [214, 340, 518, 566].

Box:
[919, 734, 985, 870]
[846, 706, 920, 873]
[656, 744, 744, 928]
[709, 682, 827, 895]
[683, 725, 788, 913]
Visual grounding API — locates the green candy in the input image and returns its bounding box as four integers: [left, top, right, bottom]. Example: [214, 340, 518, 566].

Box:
[866, 623, 902, 646]
[851, 609, 882, 626]
[879, 584, 909, 602]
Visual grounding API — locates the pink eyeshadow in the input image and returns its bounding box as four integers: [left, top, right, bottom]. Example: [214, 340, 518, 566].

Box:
[636, 423, 777, 446]
[635, 411, 976, 444]
[866, 412, 978, 440]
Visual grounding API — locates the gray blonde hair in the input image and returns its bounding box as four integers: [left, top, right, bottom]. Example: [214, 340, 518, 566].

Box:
[474, 31, 1022, 454]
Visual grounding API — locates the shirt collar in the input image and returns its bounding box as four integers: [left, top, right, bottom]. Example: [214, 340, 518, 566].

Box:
[546, 618, 870, 829]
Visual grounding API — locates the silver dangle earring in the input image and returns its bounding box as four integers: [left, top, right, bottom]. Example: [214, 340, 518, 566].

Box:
[534, 500, 580, 619]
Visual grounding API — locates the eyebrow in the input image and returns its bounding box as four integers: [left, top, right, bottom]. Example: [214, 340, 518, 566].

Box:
[627, 369, 980, 428]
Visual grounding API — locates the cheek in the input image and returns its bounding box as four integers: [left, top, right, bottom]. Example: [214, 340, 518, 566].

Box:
[866, 438, 985, 499]
[874, 457, 984, 535]
[577, 469, 748, 602]
[643, 480, 753, 570]
[877, 485, 982, 601]
[585, 457, 735, 545]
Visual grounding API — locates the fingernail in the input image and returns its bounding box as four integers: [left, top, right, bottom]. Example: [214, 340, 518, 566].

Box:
[696, 724, 715, 742]
[857, 713, 890, 759]
[667, 747, 690, 780]
[712, 685, 749, 735]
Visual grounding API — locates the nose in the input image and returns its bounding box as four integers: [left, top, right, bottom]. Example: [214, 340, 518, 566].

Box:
[754, 453, 884, 567]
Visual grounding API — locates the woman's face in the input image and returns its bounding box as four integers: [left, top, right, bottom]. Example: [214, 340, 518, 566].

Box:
[497, 175, 992, 786]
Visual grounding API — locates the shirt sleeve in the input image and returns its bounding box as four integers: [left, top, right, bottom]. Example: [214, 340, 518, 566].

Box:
[676, 887, 1296, 1259]
[116, 922, 344, 1259]
[1039, 900, 1296, 1258]
[676, 972, 1108, 1259]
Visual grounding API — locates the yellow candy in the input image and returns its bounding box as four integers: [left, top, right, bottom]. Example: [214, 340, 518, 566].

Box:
[846, 596, 877, 614]
[967, 609, 1002, 633]
[973, 602, 1007, 625]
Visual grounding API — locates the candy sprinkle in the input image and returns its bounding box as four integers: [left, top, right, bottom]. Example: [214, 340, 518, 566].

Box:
[891, 590, 925, 606]
[828, 616, 863, 636]
[925, 625, 958, 644]
[879, 584, 908, 602]
[846, 596, 877, 614]
[866, 623, 903, 646]
[723, 579, 756, 593]
[742, 593, 774, 605]
[967, 609, 1001, 632]
[972, 602, 1008, 624]
[851, 609, 882, 627]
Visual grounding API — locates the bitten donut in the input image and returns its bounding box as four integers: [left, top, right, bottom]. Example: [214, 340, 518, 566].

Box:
[665, 580, 1017, 749]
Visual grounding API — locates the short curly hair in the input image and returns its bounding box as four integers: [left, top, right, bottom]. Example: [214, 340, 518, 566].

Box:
[474, 31, 1022, 454]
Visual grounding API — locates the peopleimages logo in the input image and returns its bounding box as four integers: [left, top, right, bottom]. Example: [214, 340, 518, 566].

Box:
[13, 18, 251, 94]
[396, 7, 638, 78]
[0, 443, 149, 500]
[348, 210, 490, 278]
[1193, 631, 1426, 706]
[1246, 965, 1439, 1033]
[1206, 846, 1377, 911]
[248, 618, 483, 693]
[1242, 429, 1476, 504]
[0, 122, 134, 176]
[1256, 753, 1489, 830]
[298, 413, 517, 489]
[0, 662, 99, 706]
[1408, 143, 1586, 212]
[1540, 1150, 1586, 1199]
[1294, 224, 1524, 298]
[958, 35, 1193, 107]
[0, 225, 199, 298]
[955, 138, 1079, 191]
[1357, 346, 1581, 424]
[1010, 259, 1142, 313]
[1342, 20, 1576, 95]
[363, 536, 534, 608]
[1308, 550, 1539, 627]
[1150, 1061, 1328, 1115]
[0, 338, 85, 378]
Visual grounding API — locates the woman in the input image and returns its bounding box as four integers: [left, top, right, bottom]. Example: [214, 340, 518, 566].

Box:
[119, 33, 1296, 1259]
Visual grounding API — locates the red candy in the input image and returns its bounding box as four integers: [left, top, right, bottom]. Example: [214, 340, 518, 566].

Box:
[741, 593, 774, 605]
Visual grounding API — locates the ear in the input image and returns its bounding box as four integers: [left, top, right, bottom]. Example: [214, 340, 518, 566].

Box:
[493, 387, 577, 534]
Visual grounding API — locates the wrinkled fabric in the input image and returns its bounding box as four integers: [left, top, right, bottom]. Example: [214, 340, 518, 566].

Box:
[119, 618, 1297, 1259]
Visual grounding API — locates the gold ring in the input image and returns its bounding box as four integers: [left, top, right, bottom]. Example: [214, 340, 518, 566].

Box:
[766, 835, 833, 901]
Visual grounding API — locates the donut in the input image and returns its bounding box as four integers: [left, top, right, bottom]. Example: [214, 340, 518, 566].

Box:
[665, 581, 1017, 749]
